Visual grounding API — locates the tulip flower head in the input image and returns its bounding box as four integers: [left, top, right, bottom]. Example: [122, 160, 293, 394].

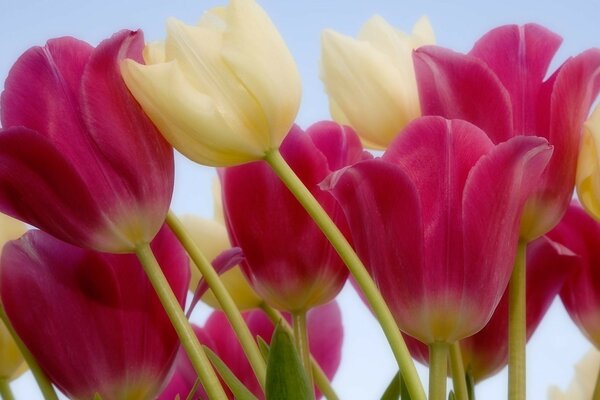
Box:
[0, 31, 174, 253]
[321, 15, 434, 149]
[404, 236, 574, 382]
[326, 116, 552, 344]
[121, 0, 302, 167]
[222, 121, 367, 312]
[0, 226, 189, 400]
[414, 24, 600, 240]
[577, 103, 600, 220]
[160, 301, 343, 400]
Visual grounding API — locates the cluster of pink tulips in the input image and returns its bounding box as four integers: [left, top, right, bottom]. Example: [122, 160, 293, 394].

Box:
[1, 0, 600, 399]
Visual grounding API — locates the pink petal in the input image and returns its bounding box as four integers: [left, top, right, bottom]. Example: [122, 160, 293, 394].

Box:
[469, 24, 562, 136]
[80, 30, 174, 229]
[460, 135, 552, 335]
[0, 225, 189, 400]
[413, 46, 513, 144]
[0, 128, 105, 249]
[305, 121, 370, 171]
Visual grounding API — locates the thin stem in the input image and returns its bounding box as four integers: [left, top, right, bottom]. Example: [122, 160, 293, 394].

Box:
[0, 308, 58, 400]
[292, 312, 313, 390]
[264, 149, 426, 400]
[593, 363, 600, 400]
[0, 379, 14, 400]
[466, 370, 476, 400]
[449, 342, 469, 400]
[166, 211, 267, 389]
[260, 303, 339, 400]
[508, 241, 527, 400]
[429, 342, 449, 400]
[135, 244, 226, 400]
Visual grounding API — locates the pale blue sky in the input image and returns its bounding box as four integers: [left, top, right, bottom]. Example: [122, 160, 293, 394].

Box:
[1, 1, 599, 398]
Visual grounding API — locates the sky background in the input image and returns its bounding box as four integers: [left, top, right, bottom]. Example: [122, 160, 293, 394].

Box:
[1, 0, 600, 398]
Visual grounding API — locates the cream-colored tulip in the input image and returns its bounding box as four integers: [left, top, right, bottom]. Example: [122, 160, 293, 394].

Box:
[181, 214, 262, 310]
[320, 16, 434, 149]
[548, 348, 600, 399]
[122, 0, 301, 167]
[0, 214, 27, 380]
[577, 104, 600, 220]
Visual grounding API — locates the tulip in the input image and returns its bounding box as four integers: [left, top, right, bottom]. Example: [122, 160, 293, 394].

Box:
[0, 214, 27, 382]
[413, 24, 600, 240]
[326, 116, 552, 344]
[404, 236, 574, 382]
[0, 226, 189, 400]
[160, 301, 343, 400]
[121, 0, 301, 167]
[577, 103, 600, 220]
[221, 121, 367, 312]
[320, 16, 434, 149]
[0, 30, 173, 253]
[545, 202, 600, 349]
[548, 348, 600, 400]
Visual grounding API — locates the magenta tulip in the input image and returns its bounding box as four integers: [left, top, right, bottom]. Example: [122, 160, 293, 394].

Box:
[0, 226, 189, 400]
[221, 121, 367, 312]
[160, 301, 343, 400]
[546, 202, 600, 348]
[413, 24, 600, 240]
[0, 30, 173, 253]
[404, 236, 574, 381]
[326, 116, 552, 344]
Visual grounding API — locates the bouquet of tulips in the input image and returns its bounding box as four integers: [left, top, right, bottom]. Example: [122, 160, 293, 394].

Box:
[0, 1, 599, 399]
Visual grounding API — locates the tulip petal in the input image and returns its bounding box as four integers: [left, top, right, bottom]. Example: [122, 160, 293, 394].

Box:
[306, 301, 343, 382]
[220, 0, 301, 146]
[306, 121, 369, 171]
[469, 24, 562, 135]
[325, 158, 427, 340]
[80, 30, 174, 241]
[0, 36, 93, 162]
[0, 226, 188, 400]
[0, 127, 109, 249]
[413, 46, 513, 144]
[459, 135, 552, 334]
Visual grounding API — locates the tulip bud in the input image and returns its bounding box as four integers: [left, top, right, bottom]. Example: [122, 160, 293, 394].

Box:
[320, 16, 434, 149]
[121, 0, 301, 167]
[577, 104, 600, 220]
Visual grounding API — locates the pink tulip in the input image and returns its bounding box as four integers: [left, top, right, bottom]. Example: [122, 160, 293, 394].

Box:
[0, 226, 189, 400]
[0, 30, 173, 253]
[159, 301, 343, 400]
[414, 24, 600, 240]
[326, 116, 552, 344]
[404, 236, 574, 381]
[546, 202, 600, 348]
[221, 121, 367, 312]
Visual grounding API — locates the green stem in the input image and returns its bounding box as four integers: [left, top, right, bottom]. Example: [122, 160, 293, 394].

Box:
[260, 304, 338, 400]
[264, 149, 426, 400]
[466, 370, 476, 400]
[429, 342, 449, 400]
[0, 308, 58, 400]
[292, 312, 313, 391]
[593, 363, 600, 400]
[166, 211, 267, 389]
[449, 342, 468, 400]
[135, 244, 226, 400]
[0, 379, 14, 400]
[508, 241, 527, 400]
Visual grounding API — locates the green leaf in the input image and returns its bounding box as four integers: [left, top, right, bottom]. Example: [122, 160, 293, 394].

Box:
[204, 346, 259, 400]
[466, 370, 476, 400]
[265, 323, 314, 400]
[257, 336, 270, 361]
[380, 371, 400, 400]
[399, 372, 411, 400]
